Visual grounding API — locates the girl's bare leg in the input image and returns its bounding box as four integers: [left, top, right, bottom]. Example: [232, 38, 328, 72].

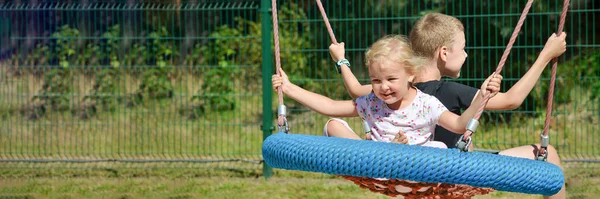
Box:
[498, 144, 566, 199]
[324, 119, 362, 140]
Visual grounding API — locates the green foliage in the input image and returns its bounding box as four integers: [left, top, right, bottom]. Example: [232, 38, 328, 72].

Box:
[78, 25, 122, 119]
[53, 25, 79, 68]
[26, 43, 52, 70]
[30, 25, 77, 114]
[275, 2, 317, 90]
[186, 2, 315, 115]
[532, 50, 600, 110]
[194, 25, 241, 112]
[104, 25, 122, 62]
[22, 25, 128, 120]
[136, 27, 175, 101]
[34, 68, 71, 112]
[7, 54, 25, 77]
[124, 43, 149, 74]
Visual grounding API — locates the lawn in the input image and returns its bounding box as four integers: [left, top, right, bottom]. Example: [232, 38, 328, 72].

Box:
[0, 168, 599, 198]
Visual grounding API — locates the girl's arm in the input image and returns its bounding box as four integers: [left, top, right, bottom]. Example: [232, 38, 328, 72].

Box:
[329, 42, 373, 98]
[272, 68, 358, 117]
[483, 32, 567, 110]
[439, 74, 502, 133]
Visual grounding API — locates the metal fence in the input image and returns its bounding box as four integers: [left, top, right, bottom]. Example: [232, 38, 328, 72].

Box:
[0, 0, 599, 172]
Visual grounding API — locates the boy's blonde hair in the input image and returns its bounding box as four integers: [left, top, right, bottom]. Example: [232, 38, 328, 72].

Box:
[365, 35, 425, 74]
[409, 13, 464, 59]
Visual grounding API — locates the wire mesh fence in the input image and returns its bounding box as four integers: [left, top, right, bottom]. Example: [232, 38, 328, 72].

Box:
[0, 0, 599, 170]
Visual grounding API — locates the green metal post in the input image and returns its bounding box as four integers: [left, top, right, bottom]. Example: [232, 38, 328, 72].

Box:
[260, 0, 274, 179]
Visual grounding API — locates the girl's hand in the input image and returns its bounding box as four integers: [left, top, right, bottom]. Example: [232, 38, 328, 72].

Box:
[480, 73, 503, 98]
[272, 68, 291, 93]
[392, 131, 409, 144]
[329, 42, 346, 62]
[365, 133, 372, 140]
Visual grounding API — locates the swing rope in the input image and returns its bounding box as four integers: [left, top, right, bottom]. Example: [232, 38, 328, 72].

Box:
[315, 0, 337, 44]
[459, 0, 535, 148]
[461, 0, 570, 154]
[271, 0, 288, 133]
[540, 0, 570, 159]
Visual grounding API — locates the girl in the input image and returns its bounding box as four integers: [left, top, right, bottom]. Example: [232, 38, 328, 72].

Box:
[272, 35, 502, 147]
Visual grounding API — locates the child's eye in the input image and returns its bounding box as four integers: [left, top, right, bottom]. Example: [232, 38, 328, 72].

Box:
[371, 79, 381, 83]
[388, 78, 398, 81]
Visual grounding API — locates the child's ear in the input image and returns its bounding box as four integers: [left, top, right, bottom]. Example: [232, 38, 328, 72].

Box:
[408, 74, 415, 82]
[439, 46, 449, 62]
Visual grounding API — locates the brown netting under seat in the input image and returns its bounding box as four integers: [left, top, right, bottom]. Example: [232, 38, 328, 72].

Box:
[342, 176, 495, 199]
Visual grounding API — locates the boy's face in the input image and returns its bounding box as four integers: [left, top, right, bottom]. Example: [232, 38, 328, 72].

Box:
[441, 31, 467, 78]
[368, 60, 415, 109]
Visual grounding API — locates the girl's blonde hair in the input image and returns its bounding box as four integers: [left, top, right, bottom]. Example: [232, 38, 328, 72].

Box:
[365, 35, 426, 74]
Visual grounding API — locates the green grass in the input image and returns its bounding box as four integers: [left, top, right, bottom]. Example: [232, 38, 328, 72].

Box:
[0, 168, 598, 199]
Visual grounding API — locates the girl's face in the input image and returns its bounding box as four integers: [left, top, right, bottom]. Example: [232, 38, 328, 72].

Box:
[442, 31, 468, 78]
[368, 60, 415, 109]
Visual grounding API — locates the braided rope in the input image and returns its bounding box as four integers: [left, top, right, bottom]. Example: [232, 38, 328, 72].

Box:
[263, 133, 564, 195]
[271, 0, 286, 127]
[462, 0, 535, 141]
[315, 0, 337, 44]
[542, 0, 570, 137]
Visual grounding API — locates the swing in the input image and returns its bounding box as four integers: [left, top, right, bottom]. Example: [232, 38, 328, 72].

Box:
[263, 0, 569, 198]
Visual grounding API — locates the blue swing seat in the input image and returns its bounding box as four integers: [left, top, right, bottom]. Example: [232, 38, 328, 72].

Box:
[262, 133, 564, 196]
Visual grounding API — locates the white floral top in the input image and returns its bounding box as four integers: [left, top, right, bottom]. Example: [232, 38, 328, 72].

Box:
[354, 89, 448, 145]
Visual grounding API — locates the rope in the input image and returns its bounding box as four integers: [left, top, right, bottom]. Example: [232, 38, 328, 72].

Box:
[462, 0, 535, 141]
[315, 0, 337, 44]
[542, 0, 570, 137]
[271, 0, 286, 127]
[537, 0, 570, 159]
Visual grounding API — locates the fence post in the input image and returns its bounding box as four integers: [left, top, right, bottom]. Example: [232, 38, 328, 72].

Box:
[260, 0, 274, 179]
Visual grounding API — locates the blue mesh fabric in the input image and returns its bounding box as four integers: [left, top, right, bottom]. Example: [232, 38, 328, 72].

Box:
[262, 133, 564, 196]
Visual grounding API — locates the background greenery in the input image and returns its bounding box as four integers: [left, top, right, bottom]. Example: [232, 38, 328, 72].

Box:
[0, 0, 599, 198]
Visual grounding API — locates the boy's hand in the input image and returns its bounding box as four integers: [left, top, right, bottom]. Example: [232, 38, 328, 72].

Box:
[272, 68, 291, 93]
[329, 42, 346, 62]
[480, 73, 503, 98]
[542, 32, 567, 59]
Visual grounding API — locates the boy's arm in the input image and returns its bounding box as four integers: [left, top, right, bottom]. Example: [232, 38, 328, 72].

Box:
[273, 69, 358, 117]
[484, 32, 567, 110]
[329, 42, 373, 98]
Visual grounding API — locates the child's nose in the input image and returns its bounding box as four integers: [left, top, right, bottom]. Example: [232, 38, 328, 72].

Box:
[381, 82, 391, 90]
